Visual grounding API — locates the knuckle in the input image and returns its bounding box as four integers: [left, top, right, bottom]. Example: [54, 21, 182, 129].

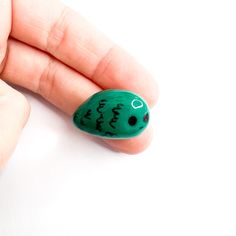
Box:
[37, 57, 57, 100]
[46, 6, 70, 53]
[91, 44, 116, 81]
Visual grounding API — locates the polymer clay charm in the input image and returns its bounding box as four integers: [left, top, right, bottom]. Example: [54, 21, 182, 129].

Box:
[73, 90, 150, 139]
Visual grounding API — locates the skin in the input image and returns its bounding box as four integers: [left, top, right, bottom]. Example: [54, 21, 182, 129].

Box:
[0, 0, 159, 167]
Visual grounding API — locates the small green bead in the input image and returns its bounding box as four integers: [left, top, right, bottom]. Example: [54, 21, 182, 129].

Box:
[73, 90, 150, 139]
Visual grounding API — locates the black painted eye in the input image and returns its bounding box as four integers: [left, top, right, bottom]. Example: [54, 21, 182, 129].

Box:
[128, 116, 137, 126]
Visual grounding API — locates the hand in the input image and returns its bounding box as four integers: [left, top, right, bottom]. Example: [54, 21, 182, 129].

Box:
[0, 0, 158, 165]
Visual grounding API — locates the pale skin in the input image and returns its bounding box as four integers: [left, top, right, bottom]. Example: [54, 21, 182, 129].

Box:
[0, 0, 159, 166]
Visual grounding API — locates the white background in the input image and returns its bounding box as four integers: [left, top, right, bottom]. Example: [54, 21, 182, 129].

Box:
[1, 0, 236, 235]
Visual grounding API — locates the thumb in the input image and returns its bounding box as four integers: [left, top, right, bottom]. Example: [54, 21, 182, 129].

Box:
[0, 80, 30, 167]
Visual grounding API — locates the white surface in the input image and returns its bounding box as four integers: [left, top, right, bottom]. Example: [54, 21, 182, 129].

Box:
[1, 0, 236, 235]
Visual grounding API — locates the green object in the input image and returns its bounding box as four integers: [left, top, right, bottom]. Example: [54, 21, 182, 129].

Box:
[73, 90, 150, 139]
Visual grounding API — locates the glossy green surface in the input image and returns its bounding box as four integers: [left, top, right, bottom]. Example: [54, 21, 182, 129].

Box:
[73, 90, 150, 139]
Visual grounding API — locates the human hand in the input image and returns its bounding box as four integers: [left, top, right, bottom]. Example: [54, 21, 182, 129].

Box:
[0, 0, 158, 165]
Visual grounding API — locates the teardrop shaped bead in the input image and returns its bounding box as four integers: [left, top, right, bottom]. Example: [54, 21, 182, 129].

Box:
[73, 90, 150, 139]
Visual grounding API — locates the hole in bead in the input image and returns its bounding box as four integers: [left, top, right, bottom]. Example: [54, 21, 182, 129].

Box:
[143, 113, 149, 123]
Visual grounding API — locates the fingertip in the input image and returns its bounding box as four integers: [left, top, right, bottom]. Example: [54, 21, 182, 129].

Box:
[94, 45, 159, 108]
[0, 80, 30, 167]
[13, 90, 31, 128]
[0, 81, 31, 128]
[104, 126, 153, 155]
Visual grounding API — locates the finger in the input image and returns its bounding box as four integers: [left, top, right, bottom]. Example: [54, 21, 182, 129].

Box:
[0, 0, 11, 62]
[1, 39, 153, 153]
[1, 39, 101, 115]
[105, 126, 153, 154]
[11, 0, 158, 106]
[0, 80, 30, 167]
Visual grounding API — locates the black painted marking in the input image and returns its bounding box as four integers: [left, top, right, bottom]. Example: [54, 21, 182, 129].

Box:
[80, 118, 85, 126]
[109, 103, 124, 129]
[96, 113, 104, 132]
[128, 116, 137, 126]
[96, 99, 107, 113]
[84, 109, 92, 120]
[95, 100, 107, 132]
[105, 131, 116, 137]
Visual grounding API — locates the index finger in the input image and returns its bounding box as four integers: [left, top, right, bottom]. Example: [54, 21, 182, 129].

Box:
[11, 0, 158, 106]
